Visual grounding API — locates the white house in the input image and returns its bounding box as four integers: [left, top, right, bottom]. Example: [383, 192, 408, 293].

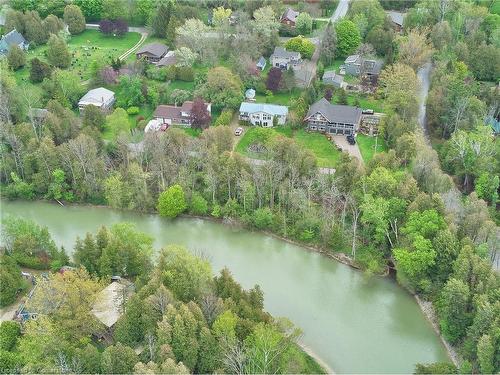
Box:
[78, 87, 115, 113]
[239, 102, 288, 127]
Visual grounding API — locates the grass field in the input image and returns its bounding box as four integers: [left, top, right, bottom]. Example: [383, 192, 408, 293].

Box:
[235, 126, 341, 168]
[357, 134, 388, 163]
[254, 89, 302, 106]
[14, 30, 141, 85]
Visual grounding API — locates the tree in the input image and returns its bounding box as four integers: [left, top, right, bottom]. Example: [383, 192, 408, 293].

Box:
[284, 36, 315, 59]
[74, 0, 103, 22]
[0, 255, 26, 307]
[266, 67, 282, 93]
[105, 108, 129, 138]
[43, 14, 64, 35]
[190, 192, 208, 215]
[29, 58, 52, 83]
[46, 169, 73, 202]
[63, 5, 85, 35]
[320, 22, 336, 65]
[295, 12, 313, 35]
[6, 45, 26, 70]
[47, 34, 71, 69]
[366, 27, 395, 57]
[252, 6, 280, 50]
[476, 334, 495, 374]
[414, 362, 457, 374]
[82, 104, 105, 130]
[4, 9, 25, 35]
[190, 97, 211, 129]
[334, 19, 361, 57]
[324, 88, 333, 101]
[101, 344, 138, 374]
[42, 69, 84, 107]
[114, 19, 128, 36]
[99, 19, 114, 35]
[213, 6, 232, 27]
[151, 1, 173, 38]
[157, 184, 187, 218]
[439, 278, 471, 344]
[0, 321, 21, 351]
[176, 18, 211, 58]
[397, 29, 433, 71]
[101, 0, 128, 21]
[23, 10, 47, 45]
[117, 75, 144, 107]
[174, 47, 198, 67]
[198, 67, 243, 110]
[469, 44, 500, 81]
[474, 172, 499, 204]
[430, 21, 452, 50]
[157, 245, 212, 301]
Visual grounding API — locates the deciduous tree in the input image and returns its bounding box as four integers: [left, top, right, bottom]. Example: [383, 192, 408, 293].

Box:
[47, 34, 71, 69]
[6, 45, 26, 70]
[63, 4, 86, 35]
[157, 184, 187, 218]
[334, 19, 361, 57]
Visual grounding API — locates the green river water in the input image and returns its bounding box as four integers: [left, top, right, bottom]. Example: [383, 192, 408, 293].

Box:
[0, 200, 450, 373]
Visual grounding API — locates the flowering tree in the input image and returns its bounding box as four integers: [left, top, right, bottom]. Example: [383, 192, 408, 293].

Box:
[190, 97, 211, 129]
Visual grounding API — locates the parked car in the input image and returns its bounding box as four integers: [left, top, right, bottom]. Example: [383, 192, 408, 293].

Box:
[346, 134, 356, 145]
[234, 127, 244, 136]
[362, 109, 374, 115]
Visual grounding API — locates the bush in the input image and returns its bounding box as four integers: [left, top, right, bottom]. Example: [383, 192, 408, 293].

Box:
[0, 256, 27, 307]
[211, 204, 222, 218]
[214, 109, 233, 126]
[126, 106, 139, 115]
[252, 207, 273, 229]
[284, 36, 315, 59]
[165, 66, 177, 81]
[0, 322, 21, 351]
[190, 192, 208, 215]
[157, 184, 187, 218]
[176, 66, 194, 82]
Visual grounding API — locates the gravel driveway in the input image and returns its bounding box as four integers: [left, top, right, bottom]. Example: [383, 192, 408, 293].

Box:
[331, 135, 363, 163]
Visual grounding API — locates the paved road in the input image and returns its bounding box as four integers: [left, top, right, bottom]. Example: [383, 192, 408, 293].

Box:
[417, 62, 432, 143]
[331, 0, 350, 22]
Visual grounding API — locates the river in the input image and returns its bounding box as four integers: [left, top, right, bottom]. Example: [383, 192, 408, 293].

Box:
[0, 200, 450, 373]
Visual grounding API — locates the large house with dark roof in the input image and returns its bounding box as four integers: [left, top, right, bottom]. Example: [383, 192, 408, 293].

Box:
[304, 98, 362, 136]
[280, 8, 299, 27]
[152, 101, 211, 127]
[270, 47, 301, 70]
[344, 55, 383, 77]
[136, 43, 168, 63]
[0, 29, 29, 56]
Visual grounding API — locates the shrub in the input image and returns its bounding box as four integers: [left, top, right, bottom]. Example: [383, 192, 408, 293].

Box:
[176, 66, 194, 82]
[165, 66, 177, 81]
[211, 204, 222, 218]
[284, 36, 315, 59]
[0, 255, 27, 307]
[126, 106, 139, 115]
[252, 207, 273, 229]
[214, 109, 233, 126]
[190, 192, 208, 215]
[0, 321, 21, 351]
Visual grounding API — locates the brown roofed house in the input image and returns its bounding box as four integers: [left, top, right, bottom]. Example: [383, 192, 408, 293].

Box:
[153, 101, 211, 128]
[136, 43, 168, 63]
[280, 8, 299, 27]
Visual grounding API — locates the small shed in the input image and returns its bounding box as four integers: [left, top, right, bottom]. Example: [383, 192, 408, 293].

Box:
[256, 56, 266, 71]
[245, 88, 256, 101]
[322, 71, 344, 88]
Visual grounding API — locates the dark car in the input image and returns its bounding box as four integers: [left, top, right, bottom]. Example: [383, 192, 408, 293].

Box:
[346, 134, 356, 145]
[362, 109, 374, 115]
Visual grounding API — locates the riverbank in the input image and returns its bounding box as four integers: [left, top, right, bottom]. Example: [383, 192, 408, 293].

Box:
[298, 342, 335, 374]
[415, 295, 460, 367]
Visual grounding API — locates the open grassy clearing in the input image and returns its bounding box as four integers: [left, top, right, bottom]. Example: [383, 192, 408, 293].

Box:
[235, 126, 341, 168]
[254, 89, 302, 106]
[357, 134, 388, 163]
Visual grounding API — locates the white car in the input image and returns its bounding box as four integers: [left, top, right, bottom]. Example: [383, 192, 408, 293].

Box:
[234, 127, 244, 136]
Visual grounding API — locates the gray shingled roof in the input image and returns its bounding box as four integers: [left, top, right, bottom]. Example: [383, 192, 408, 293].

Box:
[136, 43, 168, 58]
[271, 47, 300, 59]
[1, 29, 26, 46]
[387, 11, 405, 26]
[322, 71, 344, 85]
[306, 98, 362, 124]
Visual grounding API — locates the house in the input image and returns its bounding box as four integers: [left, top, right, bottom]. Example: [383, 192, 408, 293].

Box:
[0, 29, 29, 55]
[270, 47, 301, 70]
[280, 8, 299, 27]
[92, 280, 133, 340]
[322, 71, 344, 88]
[256, 56, 266, 71]
[157, 51, 176, 67]
[78, 87, 115, 113]
[144, 118, 168, 133]
[239, 102, 288, 127]
[304, 97, 362, 136]
[152, 101, 211, 127]
[344, 55, 383, 77]
[387, 11, 405, 32]
[135, 43, 168, 63]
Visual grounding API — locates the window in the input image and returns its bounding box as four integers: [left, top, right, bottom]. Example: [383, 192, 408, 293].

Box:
[310, 125, 317, 130]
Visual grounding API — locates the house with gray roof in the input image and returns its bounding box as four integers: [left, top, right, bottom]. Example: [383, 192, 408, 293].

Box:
[157, 50, 176, 67]
[0, 29, 29, 56]
[270, 47, 301, 70]
[344, 54, 383, 77]
[304, 98, 362, 135]
[322, 71, 344, 88]
[78, 87, 115, 113]
[387, 11, 405, 32]
[136, 43, 168, 63]
[239, 102, 288, 127]
[280, 8, 299, 27]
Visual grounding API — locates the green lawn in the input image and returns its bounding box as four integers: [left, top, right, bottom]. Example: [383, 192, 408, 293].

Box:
[235, 126, 341, 168]
[254, 89, 302, 106]
[323, 58, 344, 73]
[357, 134, 388, 163]
[331, 92, 385, 113]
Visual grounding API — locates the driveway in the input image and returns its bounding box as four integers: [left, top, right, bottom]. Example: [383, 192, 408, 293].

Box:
[331, 0, 350, 22]
[331, 135, 363, 163]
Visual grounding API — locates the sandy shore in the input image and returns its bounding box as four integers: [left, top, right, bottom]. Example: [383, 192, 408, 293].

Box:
[298, 342, 335, 374]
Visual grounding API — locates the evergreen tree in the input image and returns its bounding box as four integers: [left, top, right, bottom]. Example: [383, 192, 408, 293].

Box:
[63, 5, 86, 35]
[151, 1, 173, 38]
[320, 21, 336, 65]
[47, 34, 71, 69]
[30, 58, 52, 83]
[7, 45, 26, 70]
